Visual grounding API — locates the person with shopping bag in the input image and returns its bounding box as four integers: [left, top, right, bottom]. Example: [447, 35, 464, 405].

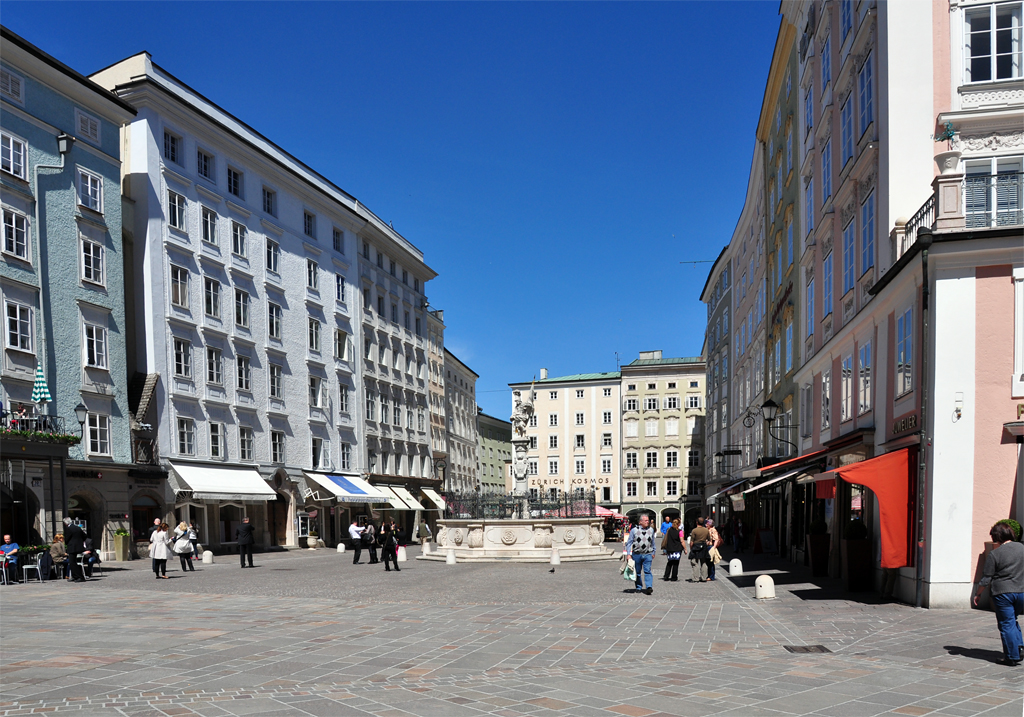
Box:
[706, 518, 724, 581]
[624, 514, 657, 595]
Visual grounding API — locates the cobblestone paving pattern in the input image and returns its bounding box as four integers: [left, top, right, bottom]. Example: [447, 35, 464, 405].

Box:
[0, 547, 1020, 716]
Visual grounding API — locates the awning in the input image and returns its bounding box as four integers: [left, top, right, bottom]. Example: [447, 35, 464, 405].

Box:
[827, 448, 914, 569]
[744, 467, 806, 494]
[797, 472, 839, 484]
[170, 463, 277, 502]
[706, 479, 747, 505]
[421, 487, 446, 510]
[303, 472, 392, 504]
[759, 448, 829, 476]
[389, 485, 426, 511]
[380, 486, 412, 509]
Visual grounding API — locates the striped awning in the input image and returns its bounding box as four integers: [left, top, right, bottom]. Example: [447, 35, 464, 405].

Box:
[31, 363, 51, 404]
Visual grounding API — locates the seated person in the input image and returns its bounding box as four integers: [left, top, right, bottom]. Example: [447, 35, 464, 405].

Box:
[49, 534, 68, 578]
[1, 534, 20, 583]
[82, 537, 101, 577]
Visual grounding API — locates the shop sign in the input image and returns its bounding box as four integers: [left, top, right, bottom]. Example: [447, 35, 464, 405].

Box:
[69, 469, 102, 480]
[891, 413, 918, 436]
[1018, 403, 1024, 419]
[730, 496, 746, 512]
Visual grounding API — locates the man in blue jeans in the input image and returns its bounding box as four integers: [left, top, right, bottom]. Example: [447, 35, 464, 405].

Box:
[625, 514, 656, 595]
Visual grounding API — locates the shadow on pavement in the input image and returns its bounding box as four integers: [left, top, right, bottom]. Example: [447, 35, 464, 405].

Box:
[945, 645, 1006, 664]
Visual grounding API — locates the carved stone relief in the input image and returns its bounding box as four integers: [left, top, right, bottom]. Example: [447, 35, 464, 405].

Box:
[960, 87, 1024, 109]
[501, 529, 517, 546]
[534, 527, 552, 548]
[467, 528, 483, 548]
[563, 528, 577, 545]
[452, 528, 464, 546]
[840, 202, 855, 227]
[952, 130, 1024, 153]
[436, 527, 447, 546]
[590, 526, 604, 545]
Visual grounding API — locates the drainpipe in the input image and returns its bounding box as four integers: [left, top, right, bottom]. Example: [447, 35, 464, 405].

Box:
[915, 228, 933, 609]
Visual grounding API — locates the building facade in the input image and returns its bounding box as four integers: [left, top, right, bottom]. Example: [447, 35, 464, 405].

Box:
[1, 27, 137, 558]
[619, 351, 706, 526]
[443, 349, 478, 492]
[426, 309, 447, 482]
[476, 412, 512, 494]
[700, 248, 733, 515]
[509, 369, 621, 505]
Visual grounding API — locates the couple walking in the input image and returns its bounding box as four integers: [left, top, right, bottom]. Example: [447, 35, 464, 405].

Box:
[625, 514, 724, 592]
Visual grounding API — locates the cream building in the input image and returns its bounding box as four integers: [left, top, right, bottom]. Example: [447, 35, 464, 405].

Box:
[426, 309, 446, 480]
[509, 369, 621, 505]
[443, 349, 478, 492]
[620, 352, 706, 525]
[476, 412, 512, 494]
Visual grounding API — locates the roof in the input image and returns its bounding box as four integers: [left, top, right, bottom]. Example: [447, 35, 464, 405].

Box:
[624, 356, 704, 367]
[477, 412, 512, 428]
[443, 348, 479, 378]
[509, 371, 620, 387]
[699, 245, 730, 303]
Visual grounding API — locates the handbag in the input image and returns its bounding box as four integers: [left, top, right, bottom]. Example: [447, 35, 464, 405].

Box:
[690, 540, 708, 561]
[623, 558, 636, 582]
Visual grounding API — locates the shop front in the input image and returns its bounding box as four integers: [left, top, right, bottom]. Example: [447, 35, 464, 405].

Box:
[302, 472, 393, 544]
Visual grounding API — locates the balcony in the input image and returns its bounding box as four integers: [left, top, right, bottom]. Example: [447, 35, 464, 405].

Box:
[965, 172, 1023, 229]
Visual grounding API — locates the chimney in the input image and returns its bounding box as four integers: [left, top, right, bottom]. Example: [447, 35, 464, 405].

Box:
[540, 368, 548, 380]
[638, 350, 663, 360]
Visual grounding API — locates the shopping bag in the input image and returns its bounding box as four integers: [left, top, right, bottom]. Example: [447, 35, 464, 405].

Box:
[623, 558, 636, 582]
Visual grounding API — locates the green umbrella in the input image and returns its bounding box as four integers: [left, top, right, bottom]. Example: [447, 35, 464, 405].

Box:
[31, 362, 51, 405]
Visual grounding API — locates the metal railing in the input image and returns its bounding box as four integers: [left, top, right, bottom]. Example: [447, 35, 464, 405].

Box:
[442, 489, 597, 520]
[902, 193, 936, 256]
[0, 410, 69, 437]
[966, 172, 1023, 229]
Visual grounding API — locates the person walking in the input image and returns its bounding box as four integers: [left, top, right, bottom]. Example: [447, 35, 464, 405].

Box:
[973, 522, 1024, 666]
[381, 523, 400, 572]
[188, 521, 200, 560]
[624, 513, 656, 595]
[173, 522, 195, 572]
[732, 517, 745, 554]
[365, 521, 379, 564]
[688, 517, 712, 583]
[349, 520, 365, 564]
[63, 518, 88, 583]
[150, 522, 172, 579]
[418, 520, 432, 546]
[148, 517, 162, 541]
[662, 518, 686, 581]
[706, 518, 723, 581]
[236, 516, 255, 568]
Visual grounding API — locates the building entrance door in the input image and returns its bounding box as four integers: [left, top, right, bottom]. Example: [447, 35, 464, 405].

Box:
[269, 493, 288, 546]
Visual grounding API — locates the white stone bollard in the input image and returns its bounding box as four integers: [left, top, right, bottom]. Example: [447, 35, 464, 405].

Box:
[422, 541, 432, 555]
[202, 550, 214, 564]
[336, 543, 346, 553]
[729, 558, 743, 576]
[446, 549, 457, 565]
[550, 548, 561, 566]
[397, 546, 408, 562]
[754, 574, 776, 599]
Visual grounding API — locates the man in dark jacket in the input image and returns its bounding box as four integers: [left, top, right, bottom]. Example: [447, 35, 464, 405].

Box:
[236, 516, 255, 568]
[63, 517, 87, 582]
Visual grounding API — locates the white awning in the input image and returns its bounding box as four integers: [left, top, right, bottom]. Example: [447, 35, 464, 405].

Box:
[743, 468, 805, 494]
[797, 471, 838, 485]
[303, 473, 392, 504]
[380, 486, 412, 510]
[421, 487, 446, 511]
[170, 463, 277, 502]
[706, 479, 747, 505]
[390, 485, 426, 511]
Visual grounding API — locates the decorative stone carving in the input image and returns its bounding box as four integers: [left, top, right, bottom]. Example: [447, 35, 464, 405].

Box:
[468, 528, 483, 548]
[805, 269, 815, 286]
[563, 528, 577, 545]
[823, 317, 834, 343]
[821, 235, 834, 256]
[960, 87, 1024, 109]
[858, 168, 877, 198]
[952, 130, 1024, 153]
[840, 202, 855, 227]
[534, 527, 552, 548]
[590, 526, 604, 545]
[452, 528, 464, 546]
[436, 527, 447, 546]
[844, 296, 855, 322]
[501, 529, 517, 545]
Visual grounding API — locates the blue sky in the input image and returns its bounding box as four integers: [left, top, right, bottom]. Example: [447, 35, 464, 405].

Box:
[4, 1, 781, 419]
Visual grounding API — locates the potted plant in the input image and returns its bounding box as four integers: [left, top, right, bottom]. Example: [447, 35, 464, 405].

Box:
[114, 529, 131, 561]
[806, 519, 830, 577]
[841, 519, 872, 591]
[306, 530, 319, 549]
[995, 519, 1022, 542]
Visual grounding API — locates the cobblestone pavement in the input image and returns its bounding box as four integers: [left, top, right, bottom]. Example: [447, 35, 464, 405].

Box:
[1, 547, 1021, 716]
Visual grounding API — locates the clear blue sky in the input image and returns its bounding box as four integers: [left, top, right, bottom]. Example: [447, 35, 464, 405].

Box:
[4, 1, 781, 419]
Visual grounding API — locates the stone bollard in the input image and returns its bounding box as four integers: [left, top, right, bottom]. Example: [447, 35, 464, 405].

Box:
[422, 541, 432, 555]
[202, 550, 214, 564]
[550, 548, 561, 566]
[397, 546, 408, 562]
[754, 575, 776, 599]
[446, 549, 457, 565]
[336, 543, 346, 553]
[729, 558, 743, 576]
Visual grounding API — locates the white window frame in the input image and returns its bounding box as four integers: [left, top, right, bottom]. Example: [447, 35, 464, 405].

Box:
[822, 370, 832, 430]
[239, 426, 254, 462]
[177, 417, 195, 455]
[841, 355, 853, 422]
[210, 422, 225, 459]
[226, 166, 244, 199]
[822, 140, 832, 204]
[163, 130, 181, 165]
[87, 413, 111, 456]
[206, 347, 223, 385]
[575, 411, 584, 426]
[81, 236, 104, 285]
[548, 459, 558, 476]
[626, 481, 637, 497]
[896, 307, 914, 397]
[236, 355, 251, 392]
[575, 458, 585, 474]
[268, 302, 282, 340]
[170, 265, 189, 308]
[823, 252, 834, 316]
[174, 338, 192, 378]
[7, 300, 35, 352]
[77, 168, 103, 213]
[2, 207, 29, 261]
[168, 190, 186, 230]
[334, 329, 348, 360]
[201, 207, 218, 245]
[601, 457, 612, 474]
[0, 132, 27, 179]
[308, 317, 321, 353]
[83, 322, 108, 369]
[197, 149, 215, 181]
[309, 375, 323, 408]
[306, 259, 319, 290]
[234, 289, 250, 328]
[271, 430, 285, 464]
[858, 342, 872, 414]
[304, 211, 316, 238]
[203, 277, 220, 319]
[964, 3, 1024, 84]
[269, 363, 283, 399]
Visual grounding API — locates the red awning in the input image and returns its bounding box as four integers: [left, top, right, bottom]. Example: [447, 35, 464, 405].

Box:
[759, 448, 829, 475]
[830, 448, 914, 569]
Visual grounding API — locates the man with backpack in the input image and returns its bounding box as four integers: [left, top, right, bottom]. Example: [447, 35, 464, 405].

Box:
[688, 517, 711, 583]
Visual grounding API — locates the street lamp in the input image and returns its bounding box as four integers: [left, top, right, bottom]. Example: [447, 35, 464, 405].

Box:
[73, 403, 87, 437]
[434, 458, 447, 492]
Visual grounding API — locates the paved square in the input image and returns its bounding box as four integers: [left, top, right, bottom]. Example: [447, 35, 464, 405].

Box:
[0, 547, 1020, 716]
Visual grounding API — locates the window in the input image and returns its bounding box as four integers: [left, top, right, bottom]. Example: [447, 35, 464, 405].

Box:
[599, 410, 610, 425]
[78, 169, 102, 212]
[549, 390, 558, 400]
[646, 451, 658, 469]
[823, 252, 834, 316]
[807, 278, 815, 336]
[785, 321, 793, 373]
[548, 459, 558, 476]
[966, 156, 1024, 227]
[197, 150, 214, 181]
[309, 376, 323, 408]
[205, 347, 222, 385]
[625, 452, 638, 470]
[625, 481, 638, 497]
[267, 302, 282, 339]
[665, 418, 678, 436]
[236, 355, 251, 391]
[687, 449, 700, 467]
[859, 192, 876, 274]
[665, 396, 679, 410]
[339, 384, 349, 413]
[822, 369, 832, 430]
[203, 278, 220, 318]
[84, 323, 107, 368]
[229, 290, 248, 329]
[528, 460, 538, 476]
[822, 140, 832, 203]
[645, 418, 658, 437]
[857, 55, 874, 135]
[227, 167, 243, 198]
[858, 342, 872, 413]
[377, 296, 385, 314]
[575, 412, 584, 426]
[271, 430, 285, 463]
[168, 191, 186, 230]
[308, 317, 321, 352]
[334, 329, 348, 360]
[841, 356, 853, 422]
[822, 35, 832, 87]
[239, 427, 254, 461]
[840, 98, 854, 166]
[75, 109, 100, 144]
[306, 259, 319, 290]
[333, 227, 344, 253]
[602, 457, 612, 474]
[266, 239, 280, 273]
[575, 389, 585, 399]
[602, 433, 613, 447]
[231, 222, 247, 257]
[177, 418, 195, 455]
[1, 133, 26, 179]
[173, 338, 191, 377]
[686, 395, 700, 409]
[549, 413, 558, 427]
[644, 397, 659, 410]
[575, 434, 585, 449]
[340, 442, 352, 470]
[575, 458, 585, 474]
[3, 209, 28, 260]
[163, 131, 181, 164]
[840, 0, 853, 39]
[210, 422, 224, 459]
[391, 303, 398, 323]
[269, 363, 283, 398]
[666, 480, 678, 496]
[646, 481, 657, 497]
[787, 128, 793, 173]
[366, 391, 376, 421]
[528, 436, 538, 449]
[304, 211, 316, 238]
[787, 223, 794, 267]
[805, 179, 814, 234]
[663, 450, 678, 469]
[896, 308, 914, 396]
[804, 88, 813, 137]
[262, 187, 276, 216]
[0, 68, 24, 104]
[627, 383, 636, 391]
[603, 387, 612, 397]
[965, 3, 1023, 83]
[528, 415, 537, 428]
[625, 398, 638, 411]
[169, 265, 189, 309]
[690, 380, 699, 388]
[549, 435, 558, 449]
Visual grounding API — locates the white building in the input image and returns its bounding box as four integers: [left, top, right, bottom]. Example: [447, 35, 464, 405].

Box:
[443, 349, 478, 492]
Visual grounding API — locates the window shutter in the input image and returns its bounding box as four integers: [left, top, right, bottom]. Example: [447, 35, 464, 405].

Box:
[965, 173, 991, 228]
[995, 167, 1022, 227]
[1, 70, 23, 103]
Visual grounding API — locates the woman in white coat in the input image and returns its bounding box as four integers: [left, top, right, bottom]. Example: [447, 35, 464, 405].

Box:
[172, 522, 195, 572]
[150, 522, 172, 579]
